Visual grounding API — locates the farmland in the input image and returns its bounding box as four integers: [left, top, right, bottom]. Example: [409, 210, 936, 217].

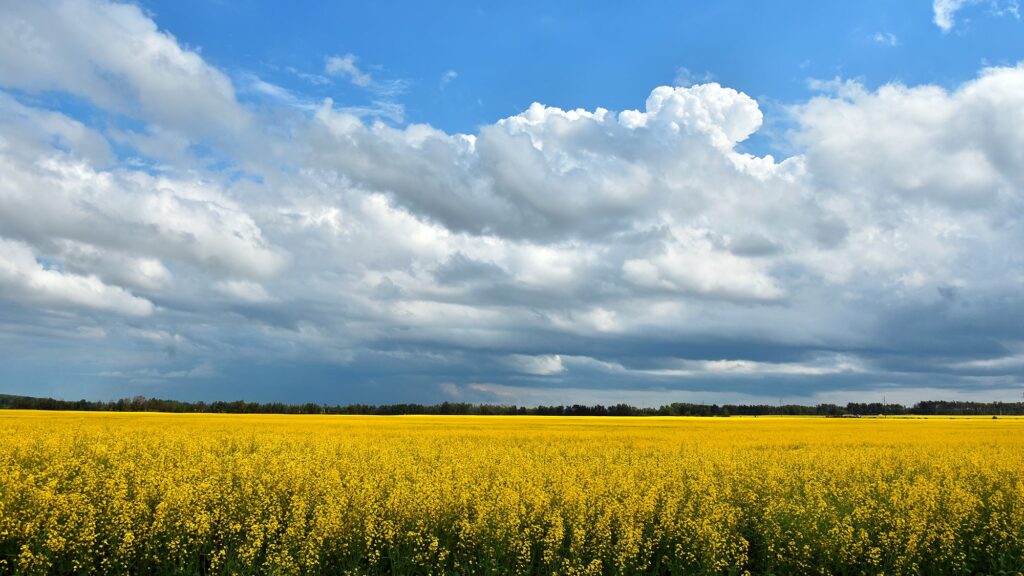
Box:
[1, 411, 1022, 575]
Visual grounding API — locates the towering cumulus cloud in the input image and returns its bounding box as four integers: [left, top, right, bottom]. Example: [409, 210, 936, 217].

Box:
[0, 0, 1022, 404]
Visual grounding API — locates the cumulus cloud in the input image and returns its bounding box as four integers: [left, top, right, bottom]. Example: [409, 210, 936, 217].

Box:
[55, 241, 172, 292]
[0, 148, 286, 279]
[303, 82, 781, 242]
[0, 238, 153, 316]
[621, 228, 784, 302]
[796, 65, 1024, 205]
[0, 0, 249, 139]
[1, 0, 1023, 404]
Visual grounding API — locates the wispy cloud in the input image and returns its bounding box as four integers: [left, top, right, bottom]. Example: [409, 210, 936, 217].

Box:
[321, 53, 409, 119]
[933, 0, 1020, 31]
[241, 72, 318, 110]
[505, 354, 565, 376]
[934, 0, 969, 31]
[287, 66, 331, 86]
[673, 67, 715, 87]
[330, 98, 405, 123]
[325, 53, 373, 87]
[99, 362, 216, 381]
[440, 69, 458, 88]
[872, 31, 899, 46]
[324, 53, 411, 95]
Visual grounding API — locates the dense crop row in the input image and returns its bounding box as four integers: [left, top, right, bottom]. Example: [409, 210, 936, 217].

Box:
[1, 412, 1022, 575]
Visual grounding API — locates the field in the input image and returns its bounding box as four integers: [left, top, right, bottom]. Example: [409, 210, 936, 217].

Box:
[1, 412, 1023, 575]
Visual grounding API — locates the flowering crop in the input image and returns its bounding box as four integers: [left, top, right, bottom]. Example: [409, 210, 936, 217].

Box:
[1, 411, 1022, 575]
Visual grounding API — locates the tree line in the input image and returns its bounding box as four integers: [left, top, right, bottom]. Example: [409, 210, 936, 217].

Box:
[2, 393, 1023, 416]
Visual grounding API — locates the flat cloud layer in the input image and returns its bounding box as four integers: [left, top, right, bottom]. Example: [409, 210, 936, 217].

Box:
[1, 0, 1022, 404]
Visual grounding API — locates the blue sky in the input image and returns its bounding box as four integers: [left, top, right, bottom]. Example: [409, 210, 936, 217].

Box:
[139, 1, 1024, 135]
[1, 0, 1023, 406]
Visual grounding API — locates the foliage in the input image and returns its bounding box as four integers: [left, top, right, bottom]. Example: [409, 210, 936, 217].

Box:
[3, 393, 1024, 416]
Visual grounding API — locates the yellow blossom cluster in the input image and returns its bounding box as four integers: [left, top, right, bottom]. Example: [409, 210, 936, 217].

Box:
[1, 411, 1022, 575]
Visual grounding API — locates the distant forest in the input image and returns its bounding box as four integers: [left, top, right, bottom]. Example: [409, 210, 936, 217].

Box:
[2, 393, 1024, 417]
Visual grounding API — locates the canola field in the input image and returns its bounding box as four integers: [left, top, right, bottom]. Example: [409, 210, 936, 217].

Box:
[1, 412, 1023, 575]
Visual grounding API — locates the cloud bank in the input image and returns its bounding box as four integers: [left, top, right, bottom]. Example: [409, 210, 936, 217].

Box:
[1, 0, 1023, 404]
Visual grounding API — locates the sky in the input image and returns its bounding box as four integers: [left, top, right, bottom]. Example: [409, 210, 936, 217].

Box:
[1, 0, 1023, 406]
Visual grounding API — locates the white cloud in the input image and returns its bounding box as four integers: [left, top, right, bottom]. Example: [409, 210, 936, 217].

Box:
[55, 241, 172, 292]
[950, 344, 1024, 370]
[551, 354, 864, 380]
[637, 355, 865, 378]
[242, 73, 318, 112]
[440, 69, 458, 87]
[934, 0, 969, 30]
[673, 67, 715, 87]
[0, 238, 153, 316]
[325, 53, 372, 87]
[437, 382, 463, 398]
[0, 0, 249, 139]
[215, 280, 274, 303]
[0, 92, 113, 167]
[795, 65, 1024, 205]
[933, 0, 1020, 31]
[0, 138, 286, 279]
[872, 31, 899, 46]
[622, 228, 784, 302]
[506, 354, 565, 376]
[99, 362, 215, 380]
[954, 355, 1024, 370]
[300, 82, 775, 242]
